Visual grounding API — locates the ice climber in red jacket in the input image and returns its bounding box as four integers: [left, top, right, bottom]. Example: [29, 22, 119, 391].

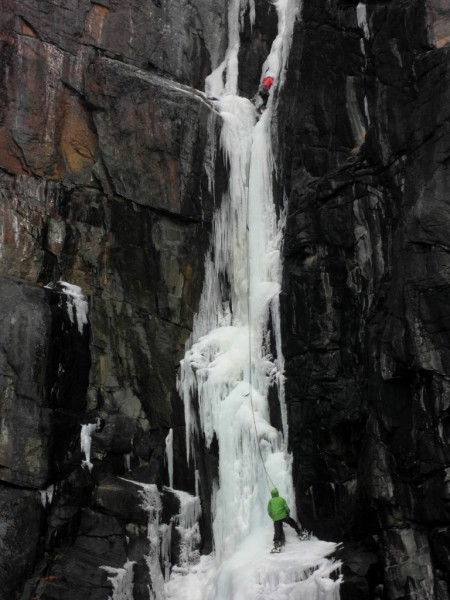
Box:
[257, 72, 275, 112]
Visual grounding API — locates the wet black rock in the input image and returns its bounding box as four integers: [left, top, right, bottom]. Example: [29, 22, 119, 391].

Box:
[279, 0, 450, 598]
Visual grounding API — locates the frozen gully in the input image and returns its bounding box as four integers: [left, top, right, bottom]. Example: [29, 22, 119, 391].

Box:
[174, 0, 342, 598]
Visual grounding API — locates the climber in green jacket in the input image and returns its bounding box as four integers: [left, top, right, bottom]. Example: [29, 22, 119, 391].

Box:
[267, 488, 303, 547]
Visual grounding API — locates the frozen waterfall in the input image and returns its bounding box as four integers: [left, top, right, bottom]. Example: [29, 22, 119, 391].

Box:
[172, 0, 343, 598]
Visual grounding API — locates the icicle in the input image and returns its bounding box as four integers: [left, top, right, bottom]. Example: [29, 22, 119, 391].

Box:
[80, 418, 102, 471]
[356, 3, 370, 40]
[39, 484, 55, 508]
[80, 423, 96, 471]
[194, 469, 200, 498]
[165, 429, 174, 488]
[364, 96, 370, 124]
[101, 560, 135, 600]
[124, 453, 131, 473]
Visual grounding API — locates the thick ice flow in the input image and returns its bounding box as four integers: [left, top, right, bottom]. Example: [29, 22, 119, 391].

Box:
[176, 0, 341, 597]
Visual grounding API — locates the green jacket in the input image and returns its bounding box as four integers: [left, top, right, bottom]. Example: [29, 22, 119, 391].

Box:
[267, 488, 290, 522]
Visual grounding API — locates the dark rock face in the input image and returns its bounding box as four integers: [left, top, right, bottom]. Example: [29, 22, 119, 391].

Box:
[0, 278, 52, 488]
[0, 488, 42, 600]
[280, 0, 450, 598]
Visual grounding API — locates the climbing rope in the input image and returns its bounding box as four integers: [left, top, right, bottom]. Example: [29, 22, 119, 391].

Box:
[245, 200, 276, 494]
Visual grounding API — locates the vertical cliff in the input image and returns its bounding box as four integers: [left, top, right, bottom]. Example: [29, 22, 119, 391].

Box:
[280, 1, 450, 598]
[1, 0, 450, 599]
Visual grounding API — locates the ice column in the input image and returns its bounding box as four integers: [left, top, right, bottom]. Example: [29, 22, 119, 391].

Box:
[165, 428, 174, 488]
[80, 417, 103, 471]
[80, 422, 97, 471]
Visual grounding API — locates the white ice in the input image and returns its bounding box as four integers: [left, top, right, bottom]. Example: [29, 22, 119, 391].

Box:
[166, 533, 341, 600]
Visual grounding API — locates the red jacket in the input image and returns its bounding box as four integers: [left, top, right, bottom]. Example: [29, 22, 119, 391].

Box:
[261, 76, 274, 90]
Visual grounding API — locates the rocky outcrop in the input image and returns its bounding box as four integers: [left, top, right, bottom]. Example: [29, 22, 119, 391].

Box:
[280, 1, 450, 598]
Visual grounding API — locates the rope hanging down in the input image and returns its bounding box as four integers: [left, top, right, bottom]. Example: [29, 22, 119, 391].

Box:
[245, 207, 276, 494]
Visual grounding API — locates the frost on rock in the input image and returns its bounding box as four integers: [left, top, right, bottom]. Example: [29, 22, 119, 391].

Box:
[118, 479, 203, 599]
[101, 560, 135, 600]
